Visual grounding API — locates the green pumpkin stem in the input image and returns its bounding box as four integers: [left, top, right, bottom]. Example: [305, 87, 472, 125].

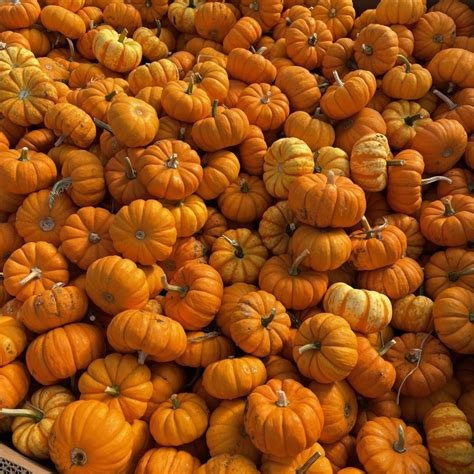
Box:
[296, 451, 322, 474]
[161, 274, 189, 296]
[211, 99, 219, 117]
[118, 28, 128, 43]
[18, 147, 29, 161]
[155, 20, 162, 38]
[378, 338, 397, 356]
[221, 234, 244, 258]
[442, 198, 456, 216]
[397, 54, 411, 74]
[170, 394, 180, 409]
[289, 249, 310, 276]
[392, 425, 407, 453]
[420, 176, 452, 186]
[105, 90, 118, 101]
[298, 342, 322, 354]
[0, 407, 44, 422]
[404, 113, 424, 126]
[186, 80, 194, 95]
[261, 308, 277, 327]
[104, 385, 120, 397]
[275, 390, 289, 407]
[448, 267, 474, 282]
[386, 160, 405, 166]
[433, 89, 458, 111]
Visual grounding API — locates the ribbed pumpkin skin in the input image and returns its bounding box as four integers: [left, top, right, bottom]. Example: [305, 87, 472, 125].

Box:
[423, 402, 473, 474]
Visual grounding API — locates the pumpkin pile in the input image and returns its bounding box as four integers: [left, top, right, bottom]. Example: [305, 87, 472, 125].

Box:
[0, 0, 474, 472]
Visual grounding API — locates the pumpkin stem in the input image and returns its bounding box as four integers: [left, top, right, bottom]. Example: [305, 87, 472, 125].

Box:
[286, 222, 297, 236]
[49, 177, 72, 210]
[137, 351, 148, 365]
[166, 153, 179, 169]
[397, 54, 411, 74]
[392, 425, 406, 453]
[18, 147, 29, 161]
[289, 249, 310, 276]
[0, 407, 44, 422]
[361, 216, 372, 233]
[188, 331, 220, 343]
[88, 232, 101, 244]
[51, 282, 66, 289]
[93, 118, 113, 133]
[404, 113, 423, 126]
[448, 267, 474, 281]
[123, 156, 137, 179]
[186, 80, 194, 95]
[70, 448, 88, 466]
[298, 342, 322, 354]
[333, 70, 344, 87]
[104, 385, 120, 397]
[170, 394, 180, 409]
[105, 90, 118, 102]
[326, 170, 336, 185]
[361, 43, 373, 56]
[308, 33, 318, 46]
[178, 127, 186, 141]
[433, 89, 457, 110]
[261, 308, 277, 327]
[313, 106, 322, 118]
[260, 90, 271, 104]
[469, 312, 474, 323]
[405, 348, 421, 364]
[275, 390, 289, 407]
[118, 29, 128, 43]
[240, 178, 250, 193]
[296, 451, 322, 474]
[155, 20, 162, 38]
[378, 338, 397, 356]
[211, 99, 218, 117]
[66, 38, 75, 61]
[256, 46, 267, 55]
[221, 234, 244, 258]
[386, 160, 405, 166]
[19, 267, 42, 286]
[420, 176, 452, 186]
[188, 0, 195, 7]
[442, 198, 456, 216]
[161, 274, 189, 296]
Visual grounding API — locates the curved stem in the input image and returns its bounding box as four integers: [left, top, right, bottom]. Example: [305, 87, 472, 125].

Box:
[392, 425, 406, 453]
[333, 70, 344, 87]
[104, 385, 120, 397]
[188, 331, 220, 343]
[18, 147, 29, 161]
[378, 338, 397, 357]
[361, 216, 372, 233]
[118, 29, 128, 43]
[296, 452, 321, 474]
[66, 38, 75, 61]
[442, 198, 456, 216]
[170, 394, 180, 409]
[288, 249, 310, 276]
[105, 90, 118, 101]
[261, 308, 276, 327]
[421, 176, 452, 186]
[93, 118, 113, 133]
[161, 275, 188, 296]
[275, 390, 289, 407]
[0, 407, 43, 422]
[433, 89, 457, 110]
[49, 177, 72, 209]
[397, 54, 411, 74]
[221, 234, 244, 258]
[404, 113, 424, 126]
[19, 267, 42, 286]
[123, 156, 137, 180]
[298, 342, 322, 354]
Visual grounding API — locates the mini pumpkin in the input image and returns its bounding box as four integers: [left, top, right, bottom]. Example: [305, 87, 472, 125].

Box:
[0, 316, 27, 367]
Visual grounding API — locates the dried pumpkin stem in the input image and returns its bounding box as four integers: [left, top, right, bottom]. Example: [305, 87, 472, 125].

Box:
[289, 249, 310, 276]
[137, 351, 148, 365]
[332, 70, 344, 87]
[93, 118, 113, 133]
[448, 267, 474, 282]
[433, 89, 457, 110]
[386, 160, 405, 166]
[308, 33, 318, 46]
[442, 198, 456, 216]
[378, 338, 397, 356]
[240, 178, 250, 193]
[186, 80, 194, 95]
[296, 451, 322, 474]
[256, 46, 267, 55]
[161, 274, 188, 296]
[420, 176, 452, 186]
[313, 107, 322, 118]
[70, 448, 88, 466]
[88, 232, 101, 244]
[104, 385, 120, 397]
[286, 222, 297, 236]
[166, 153, 180, 169]
[18, 147, 29, 161]
[170, 394, 180, 409]
[0, 407, 44, 422]
[326, 170, 336, 185]
[105, 90, 118, 101]
[275, 390, 289, 407]
[54, 134, 66, 147]
[155, 20, 162, 38]
[49, 177, 72, 209]
[221, 235, 244, 258]
[188, 331, 220, 343]
[123, 156, 137, 180]
[178, 127, 186, 141]
[469, 312, 474, 323]
[19, 267, 42, 286]
[118, 29, 128, 43]
[298, 341, 321, 354]
[260, 91, 271, 104]
[392, 425, 406, 453]
[361, 43, 373, 56]
[261, 308, 277, 327]
[361, 216, 372, 233]
[51, 282, 66, 289]
[66, 38, 75, 61]
[397, 54, 411, 74]
[404, 113, 423, 126]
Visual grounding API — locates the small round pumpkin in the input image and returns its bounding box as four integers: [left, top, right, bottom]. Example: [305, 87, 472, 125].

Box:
[0, 316, 27, 367]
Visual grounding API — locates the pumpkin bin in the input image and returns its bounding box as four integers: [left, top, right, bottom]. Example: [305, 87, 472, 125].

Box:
[0, 0, 473, 472]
